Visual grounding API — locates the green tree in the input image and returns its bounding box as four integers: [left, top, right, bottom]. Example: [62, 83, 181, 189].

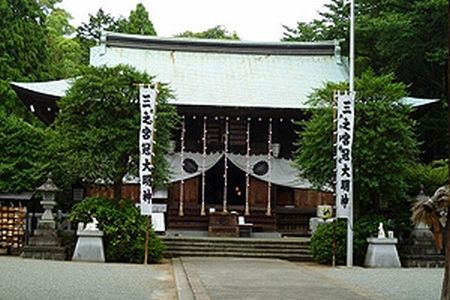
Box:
[177, 25, 239, 40]
[284, 0, 448, 162]
[75, 8, 119, 64]
[117, 3, 157, 36]
[282, 0, 348, 42]
[51, 65, 178, 200]
[294, 71, 418, 215]
[0, 0, 50, 115]
[46, 8, 84, 78]
[0, 110, 50, 192]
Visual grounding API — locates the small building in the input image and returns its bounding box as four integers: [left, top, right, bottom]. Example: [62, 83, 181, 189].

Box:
[12, 32, 349, 235]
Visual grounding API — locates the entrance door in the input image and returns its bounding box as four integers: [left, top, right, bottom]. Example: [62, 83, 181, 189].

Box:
[204, 157, 224, 205]
[203, 157, 245, 206]
[227, 162, 245, 205]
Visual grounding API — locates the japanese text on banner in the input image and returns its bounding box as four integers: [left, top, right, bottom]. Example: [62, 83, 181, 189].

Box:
[336, 93, 354, 218]
[139, 86, 158, 215]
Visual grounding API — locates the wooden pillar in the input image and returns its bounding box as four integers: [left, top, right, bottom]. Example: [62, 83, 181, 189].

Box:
[223, 117, 229, 213]
[201, 116, 207, 216]
[266, 118, 272, 216]
[178, 116, 185, 217]
[245, 117, 251, 216]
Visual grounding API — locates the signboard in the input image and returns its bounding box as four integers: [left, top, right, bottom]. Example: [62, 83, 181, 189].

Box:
[139, 86, 158, 215]
[151, 213, 165, 232]
[152, 204, 167, 213]
[336, 93, 354, 219]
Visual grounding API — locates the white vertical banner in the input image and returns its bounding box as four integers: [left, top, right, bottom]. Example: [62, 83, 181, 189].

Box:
[139, 85, 158, 215]
[336, 93, 355, 218]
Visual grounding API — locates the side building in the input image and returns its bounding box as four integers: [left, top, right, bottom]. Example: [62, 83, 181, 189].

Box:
[12, 32, 349, 235]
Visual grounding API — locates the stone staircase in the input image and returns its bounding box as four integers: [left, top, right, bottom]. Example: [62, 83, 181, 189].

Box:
[161, 236, 312, 261]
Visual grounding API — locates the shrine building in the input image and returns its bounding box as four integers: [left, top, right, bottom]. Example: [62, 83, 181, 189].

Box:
[12, 32, 349, 235]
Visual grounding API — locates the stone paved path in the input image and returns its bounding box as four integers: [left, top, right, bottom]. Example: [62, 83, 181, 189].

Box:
[0, 256, 176, 300]
[314, 265, 443, 300]
[0, 256, 444, 300]
[178, 257, 379, 300]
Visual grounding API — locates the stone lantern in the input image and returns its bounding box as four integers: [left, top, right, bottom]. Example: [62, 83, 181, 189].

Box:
[22, 173, 65, 260]
[410, 185, 434, 242]
[400, 185, 443, 267]
[36, 173, 60, 229]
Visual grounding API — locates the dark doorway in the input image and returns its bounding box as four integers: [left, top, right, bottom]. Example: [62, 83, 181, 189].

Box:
[227, 162, 245, 205]
[204, 158, 245, 206]
[204, 157, 224, 205]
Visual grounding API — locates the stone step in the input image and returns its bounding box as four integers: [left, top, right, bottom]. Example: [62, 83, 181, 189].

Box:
[166, 245, 310, 253]
[401, 254, 445, 268]
[163, 241, 309, 250]
[161, 236, 311, 261]
[161, 237, 309, 245]
[164, 251, 312, 261]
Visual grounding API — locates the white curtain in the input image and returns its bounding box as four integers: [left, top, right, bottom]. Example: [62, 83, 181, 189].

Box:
[165, 152, 325, 190]
[167, 152, 223, 183]
[228, 153, 314, 189]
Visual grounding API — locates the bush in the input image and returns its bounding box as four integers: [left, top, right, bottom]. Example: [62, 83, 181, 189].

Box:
[310, 219, 347, 264]
[311, 216, 392, 265]
[406, 160, 448, 197]
[69, 196, 165, 263]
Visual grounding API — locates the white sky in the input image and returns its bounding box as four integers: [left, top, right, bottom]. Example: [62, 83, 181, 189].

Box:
[59, 0, 330, 41]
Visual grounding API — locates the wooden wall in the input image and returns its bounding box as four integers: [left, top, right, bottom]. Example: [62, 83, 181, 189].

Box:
[85, 178, 333, 209]
[86, 184, 139, 202]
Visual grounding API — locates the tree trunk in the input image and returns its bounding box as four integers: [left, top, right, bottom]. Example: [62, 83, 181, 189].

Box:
[113, 179, 123, 202]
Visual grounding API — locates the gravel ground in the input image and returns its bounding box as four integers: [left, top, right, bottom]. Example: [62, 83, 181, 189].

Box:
[304, 264, 444, 300]
[0, 256, 176, 300]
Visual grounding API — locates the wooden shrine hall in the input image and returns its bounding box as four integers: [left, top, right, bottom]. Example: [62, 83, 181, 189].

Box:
[11, 32, 349, 235]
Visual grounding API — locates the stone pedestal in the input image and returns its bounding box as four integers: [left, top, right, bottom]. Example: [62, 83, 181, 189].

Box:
[400, 223, 444, 267]
[22, 221, 66, 260]
[72, 230, 105, 262]
[364, 237, 401, 268]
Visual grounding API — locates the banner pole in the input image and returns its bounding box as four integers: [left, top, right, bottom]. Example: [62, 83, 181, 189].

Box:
[138, 83, 159, 265]
[332, 91, 338, 267]
[144, 215, 150, 264]
[347, 0, 355, 268]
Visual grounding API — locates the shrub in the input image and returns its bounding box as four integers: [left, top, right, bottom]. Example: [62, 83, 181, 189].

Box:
[311, 216, 392, 265]
[69, 196, 165, 263]
[406, 160, 448, 197]
[310, 219, 347, 265]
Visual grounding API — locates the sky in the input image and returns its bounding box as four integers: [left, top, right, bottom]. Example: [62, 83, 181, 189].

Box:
[59, 0, 330, 41]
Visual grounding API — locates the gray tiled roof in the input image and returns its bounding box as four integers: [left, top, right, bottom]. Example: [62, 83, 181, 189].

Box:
[90, 32, 348, 109]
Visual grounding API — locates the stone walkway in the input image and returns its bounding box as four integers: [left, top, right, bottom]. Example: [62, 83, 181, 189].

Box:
[175, 257, 443, 300]
[0, 256, 444, 300]
[0, 256, 176, 300]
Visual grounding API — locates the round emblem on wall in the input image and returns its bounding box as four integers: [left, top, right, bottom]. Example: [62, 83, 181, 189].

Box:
[253, 160, 269, 176]
[183, 158, 198, 174]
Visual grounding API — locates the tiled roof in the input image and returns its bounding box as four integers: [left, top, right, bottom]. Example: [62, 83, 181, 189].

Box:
[90, 32, 348, 109]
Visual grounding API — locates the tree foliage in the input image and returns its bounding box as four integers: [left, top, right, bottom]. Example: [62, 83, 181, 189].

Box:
[76, 4, 157, 64]
[177, 25, 239, 40]
[117, 3, 157, 36]
[0, 110, 50, 192]
[46, 7, 84, 78]
[51, 65, 178, 199]
[294, 71, 418, 215]
[283, 0, 348, 43]
[0, 0, 50, 115]
[284, 0, 448, 162]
